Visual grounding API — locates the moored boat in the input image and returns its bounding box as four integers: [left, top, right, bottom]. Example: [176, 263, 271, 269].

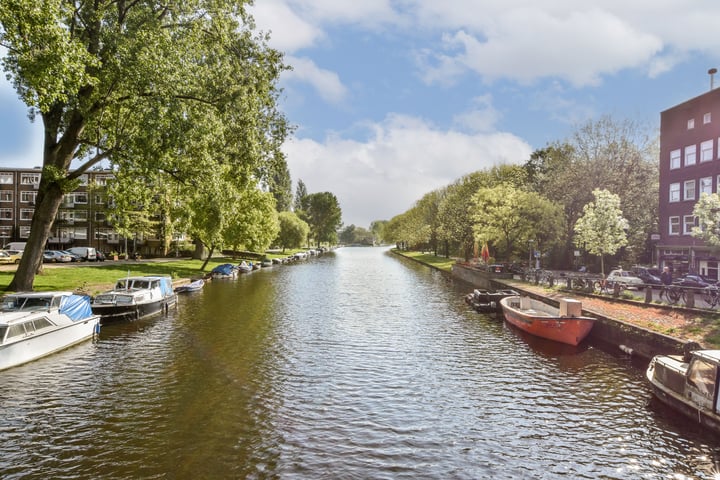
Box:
[237, 261, 253, 274]
[0, 291, 100, 371]
[92, 275, 177, 322]
[465, 288, 519, 312]
[499, 296, 595, 346]
[646, 349, 720, 433]
[211, 263, 237, 278]
[174, 279, 205, 293]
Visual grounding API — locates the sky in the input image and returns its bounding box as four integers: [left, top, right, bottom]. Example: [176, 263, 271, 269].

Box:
[2, 1, 720, 229]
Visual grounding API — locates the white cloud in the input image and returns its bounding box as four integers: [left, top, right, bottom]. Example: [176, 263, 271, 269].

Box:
[284, 55, 348, 104]
[420, 9, 663, 87]
[283, 114, 532, 227]
[452, 95, 501, 133]
[249, 0, 324, 52]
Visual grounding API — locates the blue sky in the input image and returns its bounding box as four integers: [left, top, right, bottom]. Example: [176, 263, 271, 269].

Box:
[2, 1, 720, 228]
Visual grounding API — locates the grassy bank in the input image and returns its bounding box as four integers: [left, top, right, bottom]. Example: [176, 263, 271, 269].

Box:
[0, 250, 307, 295]
[393, 250, 456, 272]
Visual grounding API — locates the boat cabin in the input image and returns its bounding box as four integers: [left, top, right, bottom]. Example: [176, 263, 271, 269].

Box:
[1, 293, 65, 312]
[653, 350, 720, 412]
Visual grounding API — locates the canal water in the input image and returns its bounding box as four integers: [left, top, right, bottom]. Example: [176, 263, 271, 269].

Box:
[3, 247, 720, 479]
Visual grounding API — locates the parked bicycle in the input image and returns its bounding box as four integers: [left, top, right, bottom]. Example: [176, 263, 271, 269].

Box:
[593, 278, 626, 296]
[702, 285, 720, 308]
[660, 284, 685, 305]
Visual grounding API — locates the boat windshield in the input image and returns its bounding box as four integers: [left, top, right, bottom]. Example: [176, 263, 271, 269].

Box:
[1, 296, 54, 311]
[688, 357, 717, 399]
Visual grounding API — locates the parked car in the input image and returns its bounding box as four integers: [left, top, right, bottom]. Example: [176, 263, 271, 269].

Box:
[66, 246, 97, 261]
[673, 274, 713, 289]
[59, 250, 81, 262]
[0, 251, 14, 264]
[96, 251, 106, 262]
[630, 268, 663, 287]
[606, 269, 644, 288]
[43, 250, 73, 263]
[1, 250, 22, 264]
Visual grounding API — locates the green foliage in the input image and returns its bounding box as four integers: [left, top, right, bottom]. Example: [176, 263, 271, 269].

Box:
[472, 183, 563, 261]
[0, 0, 290, 290]
[276, 211, 309, 251]
[573, 189, 629, 275]
[692, 193, 720, 248]
[305, 192, 342, 246]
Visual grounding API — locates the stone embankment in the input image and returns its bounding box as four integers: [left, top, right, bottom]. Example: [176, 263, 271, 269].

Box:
[451, 262, 708, 361]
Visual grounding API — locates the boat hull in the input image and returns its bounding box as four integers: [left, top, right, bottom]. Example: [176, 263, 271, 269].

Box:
[499, 296, 595, 346]
[92, 296, 176, 322]
[0, 318, 99, 371]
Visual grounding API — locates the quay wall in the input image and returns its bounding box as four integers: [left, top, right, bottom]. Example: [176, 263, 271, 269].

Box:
[451, 263, 688, 361]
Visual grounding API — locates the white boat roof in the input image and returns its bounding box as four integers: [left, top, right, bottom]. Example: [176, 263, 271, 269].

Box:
[0, 310, 50, 325]
[6, 291, 74, 298]
[692, 350, 720, 364]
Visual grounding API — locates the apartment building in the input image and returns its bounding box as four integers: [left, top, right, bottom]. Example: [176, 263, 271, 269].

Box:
[659, 86, 720, 279]
[0, 168, 127, 253]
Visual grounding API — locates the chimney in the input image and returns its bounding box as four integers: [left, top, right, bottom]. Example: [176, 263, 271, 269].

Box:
[709, 68, 717, 90]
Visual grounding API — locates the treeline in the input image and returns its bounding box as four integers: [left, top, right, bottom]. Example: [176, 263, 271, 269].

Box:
[383, 116, 659, 271]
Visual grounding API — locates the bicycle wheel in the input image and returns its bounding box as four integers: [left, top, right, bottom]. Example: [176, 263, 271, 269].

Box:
[667, 286, 683, 304]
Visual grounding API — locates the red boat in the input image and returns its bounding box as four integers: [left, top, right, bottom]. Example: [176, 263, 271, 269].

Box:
[499, 296, 595, 346]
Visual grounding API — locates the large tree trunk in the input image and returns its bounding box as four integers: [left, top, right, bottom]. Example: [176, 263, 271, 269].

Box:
[8, 181, 65, 291]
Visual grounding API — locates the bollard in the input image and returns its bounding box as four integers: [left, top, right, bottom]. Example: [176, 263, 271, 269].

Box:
[645, 286, 653, 304]
[686, 290, 695, 308]
[567, 278, 572, 289]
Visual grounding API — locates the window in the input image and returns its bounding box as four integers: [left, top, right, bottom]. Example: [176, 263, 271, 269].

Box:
[670, 149, 681, 169]
[701, 177, 713, 195]
[684, 215, 696, 235]
[685, 179, 696, 200]
[94, 194, 105, 205]
[95, 212, 107, 222]
[20, 191, 36, 204]
[78, 174, 88, 186]
[669, 216, 680, 235]
[705, 112, 712, 124]
[0, 209, 12, 220]
[20, 209, 34, 221]
[19, 226, 30, 238]
[73, 227, 87, 240]
[0, 191, 12, 202]
[73, 210, 88, 222]
[20, 173, 40, 185]
[0, 173, 13, 185]
[670, 183, 680, 202]
[701, 140, 714, 162]
[685, 145, 697, 166]
[74, 193, 88, 204]
[688, 118, 695, 129]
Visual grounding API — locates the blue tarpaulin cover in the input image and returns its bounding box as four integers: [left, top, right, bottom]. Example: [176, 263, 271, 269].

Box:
[59, 294, 94, 321]
[211, 263, 235, 276]
[159, 277, 173, 297]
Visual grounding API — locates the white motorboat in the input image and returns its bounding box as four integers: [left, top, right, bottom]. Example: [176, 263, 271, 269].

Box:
[0, 291, 100, 371]
[91, 275, 177, 322]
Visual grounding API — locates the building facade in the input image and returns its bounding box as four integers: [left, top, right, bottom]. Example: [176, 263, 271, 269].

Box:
[659, 86, 720, 279]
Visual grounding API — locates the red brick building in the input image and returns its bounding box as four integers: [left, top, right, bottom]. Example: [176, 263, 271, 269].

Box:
[659, 86, 720, 279]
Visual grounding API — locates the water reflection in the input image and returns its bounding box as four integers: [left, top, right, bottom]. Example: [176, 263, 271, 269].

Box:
[1, 247, 720, 478]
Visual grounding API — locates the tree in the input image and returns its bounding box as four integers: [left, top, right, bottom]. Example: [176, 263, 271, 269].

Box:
[525, 116, 658, 267]
[0, 0, 288, 290]
[369, 220, 388, 244]
[222, 188, 279, 254]
[294, 180, 309, 216]
[573, 189, 629, 276]
[692, 193, 720, 248]
[471, 183, 562, 262]
[305, 192, 342, 247]
[275, 211, 309, 252]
